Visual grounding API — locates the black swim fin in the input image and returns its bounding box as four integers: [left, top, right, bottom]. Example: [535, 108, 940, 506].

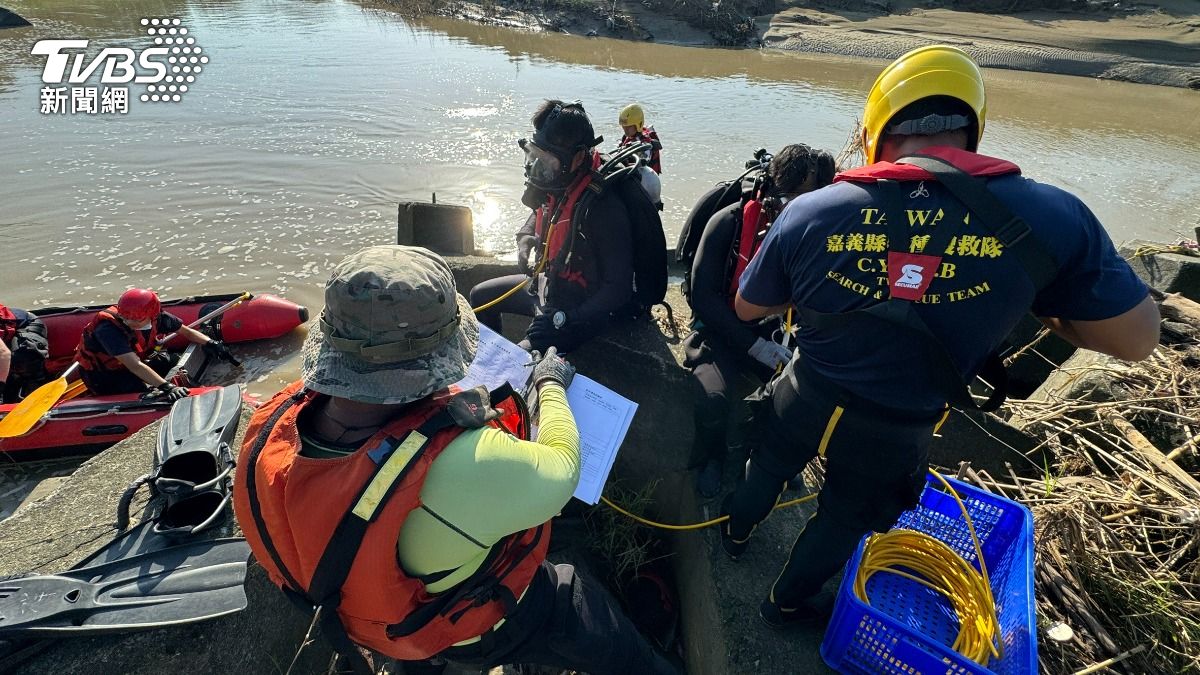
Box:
[116, 384, 243, 536]
[0, 537, 250, 637]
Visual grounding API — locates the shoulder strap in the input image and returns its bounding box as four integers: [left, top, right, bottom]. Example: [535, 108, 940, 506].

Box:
[901, 154, 1058, 292]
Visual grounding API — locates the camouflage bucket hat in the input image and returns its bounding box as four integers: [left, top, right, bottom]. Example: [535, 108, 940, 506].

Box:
[300, 245, 479, 405]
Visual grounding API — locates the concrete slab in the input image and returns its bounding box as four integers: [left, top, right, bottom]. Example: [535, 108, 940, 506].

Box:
[12, 476, 68, 515]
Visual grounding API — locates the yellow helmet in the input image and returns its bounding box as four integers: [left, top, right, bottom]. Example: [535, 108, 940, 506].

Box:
[861, 45, 986, 164]
[618, 103, 644, 129]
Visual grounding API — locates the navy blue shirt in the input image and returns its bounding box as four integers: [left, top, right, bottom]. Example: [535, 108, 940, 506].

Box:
[10, 308, 32, 327]
[739, 155, 1148, 413]
[92, 311, 183, 358]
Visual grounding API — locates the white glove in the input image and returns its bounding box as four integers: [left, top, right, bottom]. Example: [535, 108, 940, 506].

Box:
[748, 338, 792, 370]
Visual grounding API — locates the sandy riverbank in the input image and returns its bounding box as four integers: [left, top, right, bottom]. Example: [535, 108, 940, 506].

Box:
[383, 0, 1200, 88]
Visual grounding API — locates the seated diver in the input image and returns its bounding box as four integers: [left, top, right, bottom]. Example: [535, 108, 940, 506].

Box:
[0, 302, 50, 403]
[469, 100, 634, 355]
[684, 144, 837, 497]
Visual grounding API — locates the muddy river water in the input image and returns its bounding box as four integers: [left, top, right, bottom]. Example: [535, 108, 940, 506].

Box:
[2, 0, 1199, 397]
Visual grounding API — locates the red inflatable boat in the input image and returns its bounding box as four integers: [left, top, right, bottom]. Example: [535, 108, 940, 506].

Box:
[0, 293, 308, 459]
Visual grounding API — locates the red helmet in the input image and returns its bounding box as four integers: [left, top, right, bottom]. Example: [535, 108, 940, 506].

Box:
[116, 288, 161, 323]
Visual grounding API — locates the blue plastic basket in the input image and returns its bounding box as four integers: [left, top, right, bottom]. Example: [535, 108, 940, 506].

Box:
[820, 473, 1037, 675]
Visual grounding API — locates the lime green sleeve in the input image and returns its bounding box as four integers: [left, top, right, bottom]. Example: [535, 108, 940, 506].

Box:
[396, 383, 579, 587]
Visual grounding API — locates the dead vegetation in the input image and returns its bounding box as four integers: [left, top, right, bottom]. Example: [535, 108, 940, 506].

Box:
[963, 321, 1200, 673]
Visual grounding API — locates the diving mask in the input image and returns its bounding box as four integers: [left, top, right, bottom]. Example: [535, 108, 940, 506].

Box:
[520, 138, 566, 187]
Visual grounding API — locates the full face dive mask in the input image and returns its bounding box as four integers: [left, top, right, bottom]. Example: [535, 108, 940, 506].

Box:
[520, 138, 568, 189]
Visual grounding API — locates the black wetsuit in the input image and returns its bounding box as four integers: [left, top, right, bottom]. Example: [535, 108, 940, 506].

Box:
[683, 202, 776, 468]
[471, 186, 633, 354]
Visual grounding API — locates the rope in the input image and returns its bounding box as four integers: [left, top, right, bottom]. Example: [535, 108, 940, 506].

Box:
[853, 470, 1002, 666]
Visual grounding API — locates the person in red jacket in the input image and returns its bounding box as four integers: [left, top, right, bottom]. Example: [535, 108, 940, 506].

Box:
[617, 103, 662, 174]
[74, 288, 234, 399]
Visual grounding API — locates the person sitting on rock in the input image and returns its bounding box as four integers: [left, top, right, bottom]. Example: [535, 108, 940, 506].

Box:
[684, 143, 837, 498]
[0, 302, 50, 403]
[74, 288, 234, 399]
[233, 245, 679, 675]
[617, 103, 662, 174]
[721, 45, 1160, 630]
[470, 100, 634, 354]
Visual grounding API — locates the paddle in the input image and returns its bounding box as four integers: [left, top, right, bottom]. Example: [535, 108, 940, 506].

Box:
[0, 292, 252, 439]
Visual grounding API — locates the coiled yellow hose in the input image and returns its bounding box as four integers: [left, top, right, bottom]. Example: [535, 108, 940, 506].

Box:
[853, 470, 1002, 666]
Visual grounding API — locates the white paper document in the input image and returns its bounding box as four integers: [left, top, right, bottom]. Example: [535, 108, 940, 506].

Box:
[565, 375, 637, 504]
[455, 324, 534, 394]
[456, 326, 637, 505]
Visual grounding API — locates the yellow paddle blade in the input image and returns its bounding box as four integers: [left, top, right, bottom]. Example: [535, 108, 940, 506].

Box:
[0, 377, 70, 439]
[62, 379, 88, 402]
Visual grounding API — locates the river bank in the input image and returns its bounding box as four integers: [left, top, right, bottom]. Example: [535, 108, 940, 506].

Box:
[373, 0, 1200, 88]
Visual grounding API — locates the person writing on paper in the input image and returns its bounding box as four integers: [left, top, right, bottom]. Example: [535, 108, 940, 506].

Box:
[74, 288, 236, 399]
[233, 245, 679, 675]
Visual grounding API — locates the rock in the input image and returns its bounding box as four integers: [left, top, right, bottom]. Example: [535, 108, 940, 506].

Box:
[1010, 349, 1134, 433]
[1120, 240, 1200, 302]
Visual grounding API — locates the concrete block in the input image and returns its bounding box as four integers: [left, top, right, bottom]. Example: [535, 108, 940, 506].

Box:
[397, 201, 475, 255]
[932, 408, 1043, 478]
[444, 254, 521, 299]
[1121, 239, 1200, 302]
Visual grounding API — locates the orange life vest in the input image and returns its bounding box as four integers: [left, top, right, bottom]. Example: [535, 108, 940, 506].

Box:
[74, 308, 160, 372]
[0, 304, 17, 345]
[233, 380, 547, 662]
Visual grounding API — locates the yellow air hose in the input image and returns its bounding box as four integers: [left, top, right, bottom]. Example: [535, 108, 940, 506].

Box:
[599, 493, 816, 531]
[470, 221, 557, 314]
[853, 470, 1003, 666]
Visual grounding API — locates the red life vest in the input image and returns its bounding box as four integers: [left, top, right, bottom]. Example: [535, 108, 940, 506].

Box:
[834, 146, 1021, 185]
[74, 308, 160, 372]
[0, 304, 18, 346]
[233, 381, 547, 662]
[618, 128, 662, 174]
[535, 152, 602, 297]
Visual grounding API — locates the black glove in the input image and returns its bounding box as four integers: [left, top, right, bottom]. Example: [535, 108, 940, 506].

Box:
[530, 346, 575, 390]
[143, 382, 190, 402]
[203, 340, 241, 366]
[525, 311, 558, 348]
[516, 235, 539, 276]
